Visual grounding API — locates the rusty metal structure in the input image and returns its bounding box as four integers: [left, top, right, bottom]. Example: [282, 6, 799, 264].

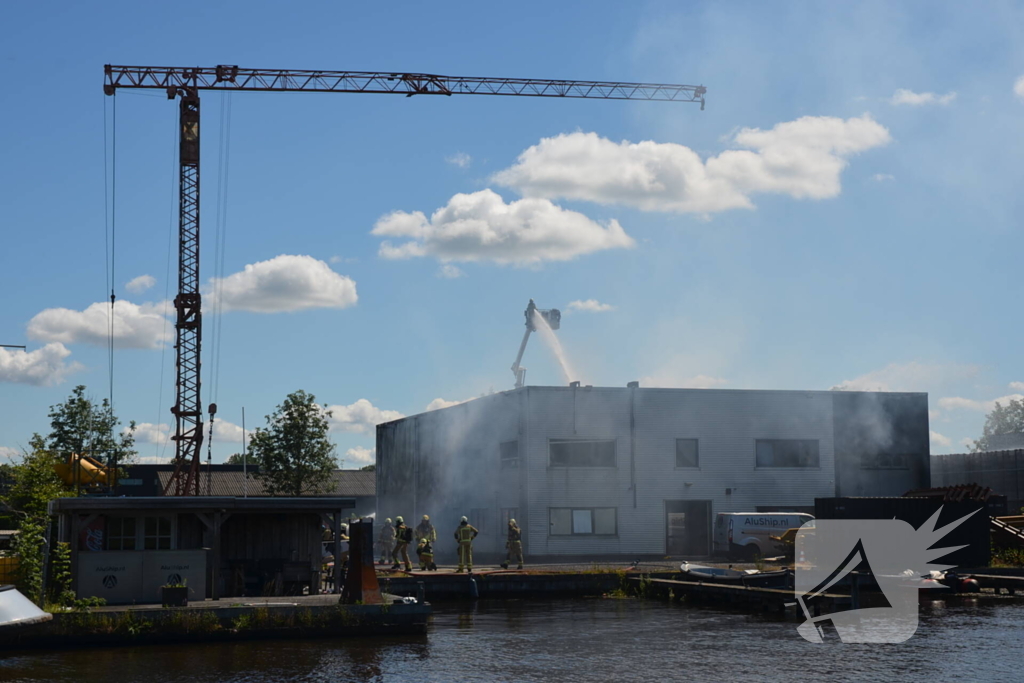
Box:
[103, 64, 706, 495]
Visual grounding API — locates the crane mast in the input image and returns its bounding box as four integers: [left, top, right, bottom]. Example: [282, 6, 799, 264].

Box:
[102, 65, 706, 495]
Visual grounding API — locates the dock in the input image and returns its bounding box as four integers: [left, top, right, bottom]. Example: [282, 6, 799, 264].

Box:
[630, 576, 851, 616]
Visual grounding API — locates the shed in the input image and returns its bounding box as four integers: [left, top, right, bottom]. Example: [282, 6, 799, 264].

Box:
[48, 496, 354, 604]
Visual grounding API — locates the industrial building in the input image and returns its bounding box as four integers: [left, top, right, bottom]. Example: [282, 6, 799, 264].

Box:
[376, 385, 929, 560]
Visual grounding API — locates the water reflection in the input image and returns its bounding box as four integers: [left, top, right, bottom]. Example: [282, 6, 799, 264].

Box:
[3, 598, 1023, 682]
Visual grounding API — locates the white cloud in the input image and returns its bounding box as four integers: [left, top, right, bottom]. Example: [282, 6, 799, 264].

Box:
[831, 362, 979, 392]
[344, 446, 375, 466]
[436, 264, 465, 279]
[373, 189, 634, 265]
[566, 299, 615, 313]
[326, 399, 404, 435]
[28, 300, 172, 350]
[492, 115, 890, 215]
[0, 343, 82, 386]
[959, 437, 974, 449]
[132, 422, 172, 445]
[1010, 381, 1024, 392]
[871, 173, 895, 182]
[928, 410, 941, 421]
[136, 455, 174, 464]
[207, 255, 357, 313]
[132, 419, 246, 445]
[889, 89, 957, 106]
[938, 394, 1024, 413]
[1015, 76, 1024, 101]
[930, 431, 952, 448]
[0, 446, 20, 462]
[640, 373, 728, 389]
[446, 152, 472, 168]
[425, 397, 471, 412]
[125, 274, 156, 294]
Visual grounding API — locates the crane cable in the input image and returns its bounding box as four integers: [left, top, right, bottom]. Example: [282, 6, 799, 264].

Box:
[155, 105, 178, 462]
[102, 93, 118, 469]
[206, 93, 233, 470]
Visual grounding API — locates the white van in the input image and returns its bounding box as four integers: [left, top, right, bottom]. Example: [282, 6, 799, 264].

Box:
[713, 512, 814, 560]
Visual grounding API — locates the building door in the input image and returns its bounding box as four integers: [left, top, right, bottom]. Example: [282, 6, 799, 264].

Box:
[665, 500, 711, 556]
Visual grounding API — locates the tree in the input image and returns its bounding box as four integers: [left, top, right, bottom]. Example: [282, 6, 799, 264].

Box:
[45, 385, 137, 465]
[225, 452, 261, 467]
[249, 391, 338, 496]
[973, 397, 1024, 452]
[359, 463, 376, 472]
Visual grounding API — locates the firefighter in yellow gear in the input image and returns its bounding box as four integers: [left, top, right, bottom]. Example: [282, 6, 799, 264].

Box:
[377, 518, 395, 565]
[415, 514, 437, 544]
[501, 518, 524, 570]
[416, 538, 436, 571]
[454, 516, 479, 573]
[391, 516, 413, 571]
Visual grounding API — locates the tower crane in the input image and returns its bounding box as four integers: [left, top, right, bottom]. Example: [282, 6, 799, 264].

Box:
[103, 65, 706, 495]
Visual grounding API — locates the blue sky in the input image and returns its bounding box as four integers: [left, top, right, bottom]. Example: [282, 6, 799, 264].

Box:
[1, 1, 1022, 465]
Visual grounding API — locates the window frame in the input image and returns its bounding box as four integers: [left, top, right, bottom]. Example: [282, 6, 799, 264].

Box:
[675, 438, 700, 469]
[754, 439, 821, 469]
[106, 516, 137, 551]
[500, 440, 519, 470]
[548, 507, 617, 536]
[142, 515, 174, 550]
[548, 438, 617, 469]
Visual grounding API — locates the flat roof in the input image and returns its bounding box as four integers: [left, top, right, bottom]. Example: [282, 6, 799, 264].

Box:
[48, 496, 355, 515]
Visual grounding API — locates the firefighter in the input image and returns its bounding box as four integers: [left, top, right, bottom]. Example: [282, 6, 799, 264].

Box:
[415, 514, 437, 544]
[337, 523, 351, 568]
[454, 516, 479, 573]
[501, 518, 524, 570]
[416, 538, 436, 571]
[391, 516, 413, 571]
[377, 517, 395, 565]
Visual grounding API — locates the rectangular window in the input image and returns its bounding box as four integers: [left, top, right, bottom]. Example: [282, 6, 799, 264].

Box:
[469, 508, 489, 538]
[755, 439, 820, 468]
[107, 516, 136, 551]
[861, 453, 911, 470]
[549, 508, 617, 536]
[500, 441, 519, 469]
[143, 516, 172, 550]
[500, 508, 519, 530]
[675, 439, 699, 468]
[549, 439, 616, 468]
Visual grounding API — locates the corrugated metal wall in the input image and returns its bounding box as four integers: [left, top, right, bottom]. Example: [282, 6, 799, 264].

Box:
[932, 450, 1024, 513]
[377, 386, 930, 559]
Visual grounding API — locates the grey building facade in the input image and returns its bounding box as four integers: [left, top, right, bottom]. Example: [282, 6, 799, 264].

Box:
[376, 386, 929, 560]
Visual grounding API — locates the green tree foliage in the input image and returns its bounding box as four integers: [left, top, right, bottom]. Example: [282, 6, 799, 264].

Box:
[359, 463, 376, 472]
[225, 452, 262, 467]
[973, 397, 1024, 452]
[45, 385, 137, 465]
[249, 391, 338, 496]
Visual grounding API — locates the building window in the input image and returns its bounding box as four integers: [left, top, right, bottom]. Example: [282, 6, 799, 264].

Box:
[500, 441, 519, 469]
[861, 453, 910, 470]
[143, 516, 173, 550]
[469, 508, 490, 538]
[755, 439, 820, 468]
[549, 439, 616, 468]
[107, 516, 136, 550]
[675, 439, 699, 468]
[501, 508, 519, 530]
[549, 508, 617, 535]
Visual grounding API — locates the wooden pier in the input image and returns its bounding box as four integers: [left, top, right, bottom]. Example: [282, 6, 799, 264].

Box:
[631, 577, 851, 617]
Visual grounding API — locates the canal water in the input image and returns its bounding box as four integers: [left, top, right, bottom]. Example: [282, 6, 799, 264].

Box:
[3, 598, 1023, 682]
